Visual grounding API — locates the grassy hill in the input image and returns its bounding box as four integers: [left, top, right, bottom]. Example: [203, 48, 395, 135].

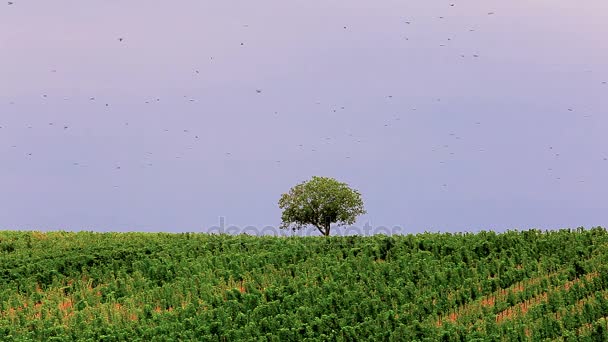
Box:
[1, 228, 608, 341]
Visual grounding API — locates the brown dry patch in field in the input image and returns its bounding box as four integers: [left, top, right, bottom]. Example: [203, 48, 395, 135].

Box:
[512, 283, 524, 293]
[437, 312, 458, 327]
[561, 272, 597, 291]
[580, 322, 593, 332]
[436, 273, 547, 326]
[444, 267, 555, 311]
[520, 302, 529, 315]
[58, 299, 73, 312]
[496, 292, 547, 324]
[514, 290, 608, 336]
[151, 305, 175, 314]
[436, 269, 598, 327]
[6, 307, 17, 318]
[578, 316, 608, 335]
[481, 296, 495, 307]
[496, 307, 515, 323]
[494, 272, 599, 325]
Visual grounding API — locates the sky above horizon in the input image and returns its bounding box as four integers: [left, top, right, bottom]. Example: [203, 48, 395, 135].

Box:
[1, 0, 607, 235]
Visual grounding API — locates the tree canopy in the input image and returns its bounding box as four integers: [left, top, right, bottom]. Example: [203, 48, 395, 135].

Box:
[278, 176, 366, 236]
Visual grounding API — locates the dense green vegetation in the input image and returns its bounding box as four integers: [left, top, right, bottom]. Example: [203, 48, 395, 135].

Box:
[1, 228, 608, 341]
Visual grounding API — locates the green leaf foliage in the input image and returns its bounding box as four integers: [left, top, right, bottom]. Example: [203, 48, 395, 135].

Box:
[278, 176, 366, 236]
[0, 228, 607, 340]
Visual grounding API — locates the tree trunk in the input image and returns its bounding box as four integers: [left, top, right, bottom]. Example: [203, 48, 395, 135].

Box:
[315, 224, 331, 236]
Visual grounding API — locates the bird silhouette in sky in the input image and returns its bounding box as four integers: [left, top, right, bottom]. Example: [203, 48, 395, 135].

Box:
[2, 3, 605, 201]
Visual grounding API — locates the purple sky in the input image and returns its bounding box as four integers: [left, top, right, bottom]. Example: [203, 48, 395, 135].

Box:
[1, 0, 607, 234]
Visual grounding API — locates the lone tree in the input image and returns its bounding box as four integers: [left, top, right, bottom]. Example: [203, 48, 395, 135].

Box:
[278, 176, 366, 236]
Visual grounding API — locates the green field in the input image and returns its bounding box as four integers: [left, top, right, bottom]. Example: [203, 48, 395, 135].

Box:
[1, 228, 608, 341]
